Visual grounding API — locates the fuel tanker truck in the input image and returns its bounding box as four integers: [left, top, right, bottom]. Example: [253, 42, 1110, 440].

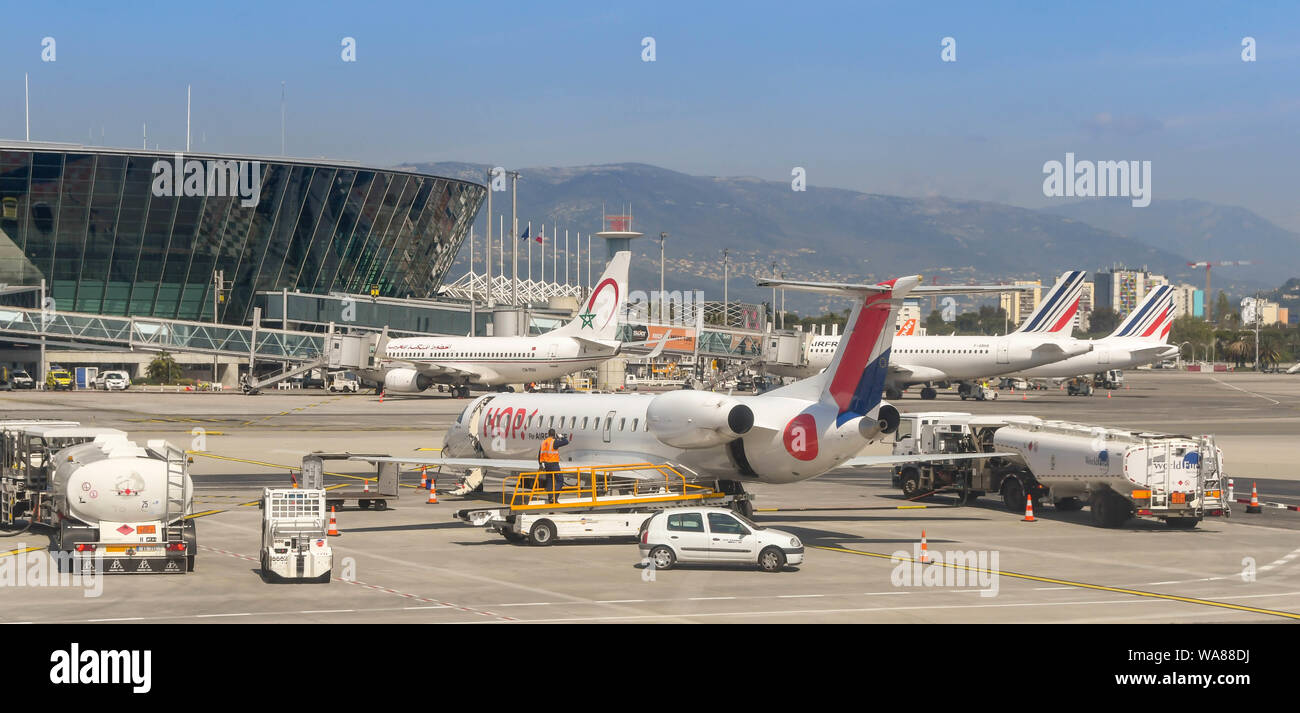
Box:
[890, 413, 1228, 528]
[0, 421, 195, 573]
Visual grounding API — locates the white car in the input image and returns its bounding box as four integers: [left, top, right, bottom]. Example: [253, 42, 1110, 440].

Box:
[638, 507, 804, 573]
[95, 370, 131, 391]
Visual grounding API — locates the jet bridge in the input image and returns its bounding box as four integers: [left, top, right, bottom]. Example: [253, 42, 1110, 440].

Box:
[0, 305, 388, 392]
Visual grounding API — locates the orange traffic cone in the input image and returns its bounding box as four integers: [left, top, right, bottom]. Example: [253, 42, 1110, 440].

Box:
[363, 478, 370, 493]
[1246, 482, 1262, 513]
[379, 388, 385, 403]
[290, 471, 298, 489]
[1022, 392, 1027, 401]
[419, 466, 428, 490]
[426, 481, 438, 504]
[1106, 391, 1111, 399]
[328, 506, 340, 536]
[919, 530, 929, 563]
[1022, 494, 1037, 522]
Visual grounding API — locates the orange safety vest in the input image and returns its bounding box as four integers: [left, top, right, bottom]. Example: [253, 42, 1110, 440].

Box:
[539, 437, 560, 463]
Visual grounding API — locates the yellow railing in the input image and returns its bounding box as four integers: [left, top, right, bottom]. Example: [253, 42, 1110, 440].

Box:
[503, 463, 721, 510]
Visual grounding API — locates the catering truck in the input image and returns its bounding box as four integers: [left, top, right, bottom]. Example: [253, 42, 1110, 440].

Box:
[891, 412, 1228, 528]
[0, 421, 195, 572]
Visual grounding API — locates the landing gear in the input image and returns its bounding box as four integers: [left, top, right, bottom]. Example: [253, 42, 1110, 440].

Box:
[920, 386, 937, 400]
[885, 386, 904, 400]
[453, 385, 471, 398]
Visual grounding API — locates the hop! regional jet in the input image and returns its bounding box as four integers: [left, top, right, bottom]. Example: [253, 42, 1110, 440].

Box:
[357, 275, 1009, 496]
[767, 271, 1093, 400]
[358, 252, 631, 398]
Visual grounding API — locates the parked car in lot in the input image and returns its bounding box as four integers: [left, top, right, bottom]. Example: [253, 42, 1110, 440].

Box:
[93, 370, 131, 390]
[638, 507, 804, 573]
[46, 369, 73, 391]
[10, 370, 34, 389]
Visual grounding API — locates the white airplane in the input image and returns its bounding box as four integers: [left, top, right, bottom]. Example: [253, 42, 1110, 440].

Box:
[358, 275, 1010, 498]
[359, 252, 631, 398]
[768, 271, 1093, 400]
[1009, 285, 1179, 378]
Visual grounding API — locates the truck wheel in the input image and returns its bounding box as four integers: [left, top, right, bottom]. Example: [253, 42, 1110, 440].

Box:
[372, 499, 388, 511]
[1001, 478, 1025, 513]
[758, 546, 786, 572]
[1091, 492, 1131, 528]
[359, 500, 371, 510]
[900, 469, 921, 499]
[1165, 517, 1199, 529]
[529, 519, 557, 546]
[649, 545, 676, 570]
[1055, 497, 1083, 512]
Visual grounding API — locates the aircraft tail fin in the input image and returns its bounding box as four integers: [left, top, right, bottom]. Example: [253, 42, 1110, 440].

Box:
[1109, 285, 1174, 341]
[1013, 270, 1086, 336]
[550, 251, 630, 340]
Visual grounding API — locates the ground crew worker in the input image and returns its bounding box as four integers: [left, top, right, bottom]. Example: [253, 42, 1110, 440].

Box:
[538, 429, 570, 503]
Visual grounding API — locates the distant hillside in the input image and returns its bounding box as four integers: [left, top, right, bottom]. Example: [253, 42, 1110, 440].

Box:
[1039, 198, 1300, 293]
[407, 162, 1195, 313]
[1263, 278, 1300, 316]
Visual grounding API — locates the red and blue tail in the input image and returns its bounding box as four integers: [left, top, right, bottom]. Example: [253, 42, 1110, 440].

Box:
[821, 276, 920, 424]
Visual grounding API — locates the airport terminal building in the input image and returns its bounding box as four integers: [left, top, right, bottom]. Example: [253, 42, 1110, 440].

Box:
[0, 142, 485, 324]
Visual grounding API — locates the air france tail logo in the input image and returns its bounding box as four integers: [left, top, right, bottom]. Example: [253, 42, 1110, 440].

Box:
[783, 414, 819, 461]
[582, 278, 619, 330]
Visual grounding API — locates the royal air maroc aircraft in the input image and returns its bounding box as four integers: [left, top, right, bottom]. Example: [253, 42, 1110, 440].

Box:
[358, 252, 631, 398]
[357, 275, 1009, 497]
[1009, 285, 1179, 379]
[768, 271, 1093, 400]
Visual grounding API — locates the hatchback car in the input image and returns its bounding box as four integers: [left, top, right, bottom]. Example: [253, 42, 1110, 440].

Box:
[95, 370, 131, 390]
[639, 507, 803, 572]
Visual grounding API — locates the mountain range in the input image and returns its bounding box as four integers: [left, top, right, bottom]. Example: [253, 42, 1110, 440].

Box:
[402, 162, 1299, 315]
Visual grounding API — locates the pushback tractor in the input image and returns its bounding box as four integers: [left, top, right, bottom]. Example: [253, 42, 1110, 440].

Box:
[0, 420, 195, 573]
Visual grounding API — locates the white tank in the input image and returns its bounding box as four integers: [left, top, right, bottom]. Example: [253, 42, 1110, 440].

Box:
[51, 437, 193, 526]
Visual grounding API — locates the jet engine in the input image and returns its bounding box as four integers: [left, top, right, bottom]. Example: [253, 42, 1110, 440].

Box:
[383, 368, 434, 393]
[858, 402, 900, 441]
[647, 390, 754, 449]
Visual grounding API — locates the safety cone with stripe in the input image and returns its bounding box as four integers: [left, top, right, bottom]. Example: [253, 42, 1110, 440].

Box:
[1246, 482, 1262, 513]
[419, 466, 429, 490]
[919, 530, 929, 563]
[379, 388, 385, 404]
[363, 478, 370, 493]
[1227, 478, 1234, 502]
[328, 506, 340, 536]
[1022, 494, 1037, 522]
[426, 478, 438, 504]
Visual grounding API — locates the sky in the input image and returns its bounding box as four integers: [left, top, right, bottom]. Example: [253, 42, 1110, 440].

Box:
[4, 1, 1300, 229]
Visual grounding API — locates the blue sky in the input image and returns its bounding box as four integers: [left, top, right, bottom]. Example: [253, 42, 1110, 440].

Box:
[5, 1, 1299, 228]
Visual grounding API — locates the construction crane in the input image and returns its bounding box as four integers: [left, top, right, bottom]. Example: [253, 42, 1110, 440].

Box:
[1187, 260, 1251, 321]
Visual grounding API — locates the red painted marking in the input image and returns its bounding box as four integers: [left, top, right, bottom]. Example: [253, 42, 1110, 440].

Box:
[1049, 299, 1079, 333]
[583, 278, 620, 330]
[783, 413, 819, 461]
[1141, 308, 1170, 337]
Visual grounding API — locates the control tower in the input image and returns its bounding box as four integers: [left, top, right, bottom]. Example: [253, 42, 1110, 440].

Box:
[594, 213, 642, 268]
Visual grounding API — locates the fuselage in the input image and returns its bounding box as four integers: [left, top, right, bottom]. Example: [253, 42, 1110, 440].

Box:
[769, 333, 1090, 385]
[1009, 338, 1179, 378]
[443, 390, 891, 484]
[363, 334, 618, 387]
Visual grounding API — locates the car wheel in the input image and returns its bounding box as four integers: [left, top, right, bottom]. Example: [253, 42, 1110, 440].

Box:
[759, 546, 786, 572]
[528, 519, 557, 546]
[649, 545, 676, 570]
[900, 469, 921, 499]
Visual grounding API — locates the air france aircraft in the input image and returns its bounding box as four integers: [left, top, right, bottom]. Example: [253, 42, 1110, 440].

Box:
[359, 252, 631, 397]
[1009, 285, 1179, 378]
[769, 271, 1093, 400]
[360, 275, 1008, 496]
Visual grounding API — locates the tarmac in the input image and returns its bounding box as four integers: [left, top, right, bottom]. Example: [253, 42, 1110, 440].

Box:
[1, 369, 1298, 624]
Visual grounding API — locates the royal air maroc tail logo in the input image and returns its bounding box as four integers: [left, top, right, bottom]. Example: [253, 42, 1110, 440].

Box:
[783, 413, 819, 461]
[581, 278, 619, 330]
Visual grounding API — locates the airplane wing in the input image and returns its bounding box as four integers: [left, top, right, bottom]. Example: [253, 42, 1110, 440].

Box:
[349, 451, 669, 477]
[835, 452, 1016, 469]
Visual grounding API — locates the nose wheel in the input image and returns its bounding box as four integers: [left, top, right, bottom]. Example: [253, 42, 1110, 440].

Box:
[920, 386, 938, 400]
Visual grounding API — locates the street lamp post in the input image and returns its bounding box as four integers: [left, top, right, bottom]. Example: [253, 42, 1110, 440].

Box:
[722, 248, 729, 328]
[658, 232, 667, 324]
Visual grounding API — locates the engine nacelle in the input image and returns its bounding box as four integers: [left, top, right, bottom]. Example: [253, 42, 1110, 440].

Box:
[647, 390, 754, 449]
[384, 368, 434, 393]
[858, 403, 901, 441]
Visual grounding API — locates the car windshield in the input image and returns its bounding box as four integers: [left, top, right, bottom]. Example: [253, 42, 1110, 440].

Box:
[730, 512, 764, 530]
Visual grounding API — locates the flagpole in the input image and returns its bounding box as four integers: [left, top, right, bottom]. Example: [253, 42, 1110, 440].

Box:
[540, 224, 545, 284]
[527, 220, 533, 283]
[510, 171, 518, 312]
[565, 229, 570, 286]
[552, 223, 557, 286]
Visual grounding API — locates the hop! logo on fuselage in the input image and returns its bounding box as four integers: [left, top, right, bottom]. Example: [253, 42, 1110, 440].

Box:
[783, 413, 819, 461]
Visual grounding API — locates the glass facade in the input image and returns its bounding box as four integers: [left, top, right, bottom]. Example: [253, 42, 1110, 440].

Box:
[0, 146, 485, 323]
